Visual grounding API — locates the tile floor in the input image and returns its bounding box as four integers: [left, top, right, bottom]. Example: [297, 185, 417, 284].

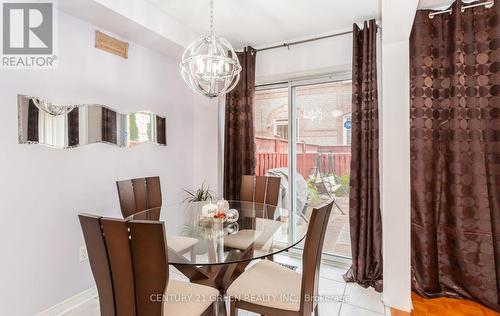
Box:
[64, 254, 386, 316]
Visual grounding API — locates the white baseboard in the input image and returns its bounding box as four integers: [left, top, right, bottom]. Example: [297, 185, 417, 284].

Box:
[35, 287, 97, 316]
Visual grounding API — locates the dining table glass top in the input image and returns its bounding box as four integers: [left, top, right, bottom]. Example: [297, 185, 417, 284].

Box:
[125, 200, 309, 266]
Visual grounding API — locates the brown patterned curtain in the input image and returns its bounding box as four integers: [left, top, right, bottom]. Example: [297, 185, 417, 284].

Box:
[67, 108, 79, 147]
[410, 1, 499, 311]
[27, 99, 39, 142]
[343, 20, 383, 292]
[156, 116, 166, 145]
[224, 46, 256, 200]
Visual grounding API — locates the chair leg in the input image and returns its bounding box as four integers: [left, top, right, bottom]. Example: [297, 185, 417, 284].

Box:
[230, 300, 238, 316]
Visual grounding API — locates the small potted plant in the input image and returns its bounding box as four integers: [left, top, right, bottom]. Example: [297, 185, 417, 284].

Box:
[182, 182, 214, 203]
[181, 182, 217, 254]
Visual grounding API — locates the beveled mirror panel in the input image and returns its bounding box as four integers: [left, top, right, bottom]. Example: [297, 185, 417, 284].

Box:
[18, 95, 167, 149]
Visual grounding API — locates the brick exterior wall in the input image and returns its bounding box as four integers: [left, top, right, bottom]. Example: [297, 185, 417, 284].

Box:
[254, 81, 352, 146]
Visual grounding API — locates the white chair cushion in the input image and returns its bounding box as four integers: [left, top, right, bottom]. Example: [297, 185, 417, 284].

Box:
[167, 235, 198, 254]
[163, 280, 219, 316]
[226, 259, 302, 311]
[224, 230, 262, 249]
[224, 219, 282, 251]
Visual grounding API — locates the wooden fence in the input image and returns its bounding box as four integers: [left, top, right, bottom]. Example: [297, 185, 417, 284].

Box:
[254, 136, 351, 179]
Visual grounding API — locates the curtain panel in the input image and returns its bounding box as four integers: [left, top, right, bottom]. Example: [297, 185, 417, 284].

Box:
[27, 99, 39, 142]
[410, 1, 499, 311]
[344, 20, 383, 292]
[101, 107, 117, 144]
[223, 47, 257, 200]
[67, 108, 79, 147]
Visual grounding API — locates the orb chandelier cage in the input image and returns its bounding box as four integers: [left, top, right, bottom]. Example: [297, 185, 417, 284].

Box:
[32, 97, 76, 116]
[180, 0, 242, 98]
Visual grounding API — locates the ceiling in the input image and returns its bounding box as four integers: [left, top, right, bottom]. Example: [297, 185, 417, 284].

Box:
[145, 0, 381, 49]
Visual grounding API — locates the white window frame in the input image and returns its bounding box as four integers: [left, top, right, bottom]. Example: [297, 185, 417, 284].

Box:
[273, 118, 289, 139]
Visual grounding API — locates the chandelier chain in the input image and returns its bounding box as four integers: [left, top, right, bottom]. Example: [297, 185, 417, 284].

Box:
[210, 0, 214, 35]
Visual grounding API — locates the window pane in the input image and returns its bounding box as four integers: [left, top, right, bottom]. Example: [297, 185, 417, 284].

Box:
[254, 87, 289, 176]
[294, 81, 352, 258]
[254, 87, 292, 243]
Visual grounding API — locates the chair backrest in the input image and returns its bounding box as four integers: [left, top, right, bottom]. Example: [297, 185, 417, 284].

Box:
[78, 214, 116, 316]
[128, 220, 169, 316]
[116, 176, 162, 219]
[240, 175, 281, 217]
[79, 214, 170, 316]
[240, 175, 281, 205]
[299, 201, 333, 315]
[100, 218, 136, 316]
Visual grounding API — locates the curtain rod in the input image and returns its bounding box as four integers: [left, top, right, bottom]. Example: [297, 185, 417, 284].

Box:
[252, 23, 380, 52]
[429, 0, 494, 19]
[255, 30, 352, 52]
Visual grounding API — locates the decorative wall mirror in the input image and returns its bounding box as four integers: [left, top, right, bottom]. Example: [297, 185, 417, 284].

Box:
[17, 95, 167, 149]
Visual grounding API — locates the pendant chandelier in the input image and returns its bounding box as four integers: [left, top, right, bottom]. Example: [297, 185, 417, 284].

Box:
[180, 0, 241, 98]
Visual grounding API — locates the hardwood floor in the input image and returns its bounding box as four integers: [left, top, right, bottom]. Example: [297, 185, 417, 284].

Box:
[396, 292, 500, 316]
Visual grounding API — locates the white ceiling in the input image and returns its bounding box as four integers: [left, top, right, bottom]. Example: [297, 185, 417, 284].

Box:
[146, 0, 381, 49]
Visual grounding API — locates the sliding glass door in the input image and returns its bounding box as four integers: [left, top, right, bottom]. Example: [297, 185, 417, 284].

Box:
[293, 80, 352, 258]
[254, 86, 293, 244]
[254, 75, 352, 258]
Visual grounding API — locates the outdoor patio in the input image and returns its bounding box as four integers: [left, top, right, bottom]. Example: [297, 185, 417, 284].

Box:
[304, 196, 351, 257]
[253, 136, 352, 258]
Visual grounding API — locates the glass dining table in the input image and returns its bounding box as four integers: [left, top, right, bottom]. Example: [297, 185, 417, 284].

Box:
[126, 200, 309, 315]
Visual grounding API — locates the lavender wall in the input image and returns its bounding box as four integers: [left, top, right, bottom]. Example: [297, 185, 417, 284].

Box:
[0, 11, 209, 315]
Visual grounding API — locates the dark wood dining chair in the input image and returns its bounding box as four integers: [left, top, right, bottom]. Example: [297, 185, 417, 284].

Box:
[100, 217, 136, 316]
[229, 175, 282, 261]
[240, 175, 281, 217]
[116, 176, 197, 262]
[130, 220, 221, 315]
[79, 214, 218, 316]
[116, 176, 162, 219]
[226, 201, 334, 316]
[78, 214, 116, 316]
